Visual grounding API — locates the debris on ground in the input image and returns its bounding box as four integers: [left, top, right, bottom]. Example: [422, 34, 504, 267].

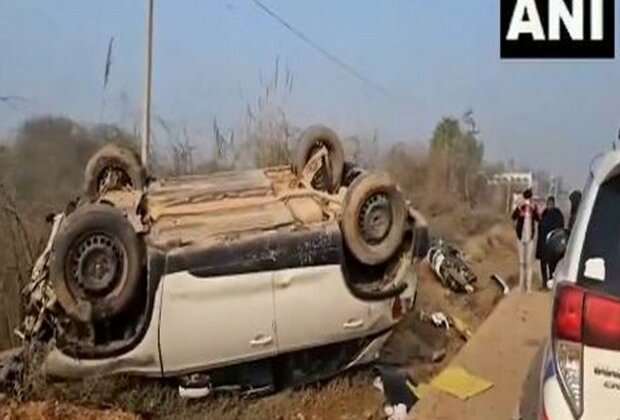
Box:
[418, 223, 519, 332]
[427, 239, 477, 293]
[430, 365, 493, 401]
[178, 383, 211, 399]
[491, 273, 510, 295]
[419, 309, 473, 342]
[373, 366, 420, 420]
[379, 313, 448, 367]
[383, 404, 408, 420]
[449, 315, 474, 341]
[429, 312, 450, 330]
[0, 349, 22, 396]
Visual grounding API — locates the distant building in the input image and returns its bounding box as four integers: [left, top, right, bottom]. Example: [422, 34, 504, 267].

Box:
[490, 172, 535, 212]
[491, 172, 533, 189]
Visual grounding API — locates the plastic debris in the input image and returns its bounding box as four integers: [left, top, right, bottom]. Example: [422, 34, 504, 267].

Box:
[384, 403, 408, 420]
[178, 373, 211, 399]
[178, 384, 211, 399]
[373, 376, 384, 393]
[491, 273, 510, 295]
[430, 365, 493, 400]
[430, 312, 450, 330]
[420, 310, 473, 341]
[450, 315, 474, 341]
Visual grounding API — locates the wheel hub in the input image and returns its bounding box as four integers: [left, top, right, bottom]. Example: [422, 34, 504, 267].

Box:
[70, 234, 123, 295]
[359, 193, 392, 244]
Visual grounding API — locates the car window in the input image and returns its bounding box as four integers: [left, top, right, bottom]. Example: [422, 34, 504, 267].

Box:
[578, 175, 620, 296]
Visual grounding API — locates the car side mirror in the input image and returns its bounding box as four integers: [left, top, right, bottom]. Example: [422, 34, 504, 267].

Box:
[546, 228, 568, 263]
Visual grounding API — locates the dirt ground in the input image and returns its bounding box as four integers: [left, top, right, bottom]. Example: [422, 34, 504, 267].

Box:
[412, 291, 551, 420]
[0, 222, 519, 420]
[381, 222, 520, 384]
[421, 222, 520, 330]
[0, 401, 140, 420]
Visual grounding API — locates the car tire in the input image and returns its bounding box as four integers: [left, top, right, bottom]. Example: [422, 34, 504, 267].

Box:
[49, 204, 143, 322]
[294, 125, 345, 193]
[341, 171, 406, 265]
[83, 144, 146, 199]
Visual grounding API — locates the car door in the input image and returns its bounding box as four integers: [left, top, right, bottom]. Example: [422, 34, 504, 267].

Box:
[273, 264, 371, 353]
[158, 270, 276, 375]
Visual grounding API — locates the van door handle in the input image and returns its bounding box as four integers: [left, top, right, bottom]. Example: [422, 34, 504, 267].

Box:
[343, 319, 364, 329]
[250, 335, 273, 347]
[274, 276, 292, 288]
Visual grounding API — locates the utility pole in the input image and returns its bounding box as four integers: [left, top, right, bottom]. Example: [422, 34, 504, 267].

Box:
[141, 0, 154, 169]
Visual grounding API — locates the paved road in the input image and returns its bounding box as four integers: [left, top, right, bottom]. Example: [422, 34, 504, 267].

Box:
[519, 340, 546, 420]
[411, 291, 551, 420]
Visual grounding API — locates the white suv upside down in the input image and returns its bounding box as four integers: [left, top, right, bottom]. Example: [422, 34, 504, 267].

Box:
[19, 125, 429, 391]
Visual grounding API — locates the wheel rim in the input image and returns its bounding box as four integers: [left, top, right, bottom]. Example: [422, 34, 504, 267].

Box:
[66, 233, 127, 298]
[358, 193, 393, 244]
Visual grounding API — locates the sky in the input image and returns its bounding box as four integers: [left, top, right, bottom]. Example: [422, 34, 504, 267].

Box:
[1, 1, 619, 188]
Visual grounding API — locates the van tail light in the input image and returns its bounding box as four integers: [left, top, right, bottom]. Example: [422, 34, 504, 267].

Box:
[553, 283, 620, 418]
[552, 282, 620, 418]
[554, 339, 583, 418]
[554, 285, 584, 342]
[583, 293, 620, 351]
[552, 284, 584, 419]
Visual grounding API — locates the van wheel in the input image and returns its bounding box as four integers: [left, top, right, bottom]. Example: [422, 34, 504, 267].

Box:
[294, 125, 344, 193]
[342, 172, 406, 265]
[49, 204, 143, 322]
[83, 144, 146, 199]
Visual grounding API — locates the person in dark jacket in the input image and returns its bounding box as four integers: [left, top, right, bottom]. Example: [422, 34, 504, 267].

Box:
[536, 196, 564, 286]
[512, 188, 540, 293]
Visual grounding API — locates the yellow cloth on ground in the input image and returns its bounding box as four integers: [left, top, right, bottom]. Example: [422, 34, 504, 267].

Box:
[429, 365, 493, 400]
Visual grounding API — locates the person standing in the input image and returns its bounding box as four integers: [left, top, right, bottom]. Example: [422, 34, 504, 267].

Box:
[512, 188, 540, 293]
[536, 196, 565, 287]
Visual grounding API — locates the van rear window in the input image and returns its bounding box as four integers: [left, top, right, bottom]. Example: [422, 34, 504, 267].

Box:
[578, 176, 620, 297]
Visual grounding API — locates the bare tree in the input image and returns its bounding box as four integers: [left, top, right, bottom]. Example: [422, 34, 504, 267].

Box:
[155, 116, 196, 175]
[0, 184, 36, 348]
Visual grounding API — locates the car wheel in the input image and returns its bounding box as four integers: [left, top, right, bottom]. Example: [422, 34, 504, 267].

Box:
[294, 125, 345, 193]
[49, 204, 143, 322]
[341, 171, 406, 265]
[83, 144, 146, 199]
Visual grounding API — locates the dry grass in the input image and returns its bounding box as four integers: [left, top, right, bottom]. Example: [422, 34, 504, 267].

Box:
[11, 368, 383, 420]
[0, 401, 140, 420]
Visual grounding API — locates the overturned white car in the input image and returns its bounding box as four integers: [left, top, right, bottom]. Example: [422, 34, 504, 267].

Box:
[19, 125, 429, 393]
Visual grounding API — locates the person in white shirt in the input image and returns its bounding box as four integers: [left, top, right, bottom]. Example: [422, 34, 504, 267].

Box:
[511, 188, 540, 293]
